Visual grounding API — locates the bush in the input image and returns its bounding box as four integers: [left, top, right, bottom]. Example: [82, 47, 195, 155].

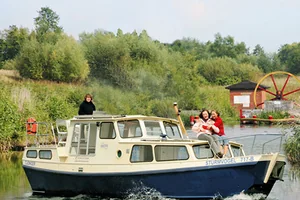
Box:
[15, 33, 89, 82]
[284, 125, 300, 165]
[0, 87, 23, 152]
[257, 111, 290, 119]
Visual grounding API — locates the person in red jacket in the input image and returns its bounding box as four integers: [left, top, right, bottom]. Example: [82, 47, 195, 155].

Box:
[210, 110, 229, 157]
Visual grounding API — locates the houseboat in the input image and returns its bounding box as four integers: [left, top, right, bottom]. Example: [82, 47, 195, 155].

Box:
[22, 104, 286, 199]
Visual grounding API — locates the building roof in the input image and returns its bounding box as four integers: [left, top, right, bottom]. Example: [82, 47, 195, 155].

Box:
[225, 80, 269, 91]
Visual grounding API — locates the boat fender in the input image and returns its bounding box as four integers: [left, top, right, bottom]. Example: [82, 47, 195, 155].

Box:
[26, 117, 38, 134]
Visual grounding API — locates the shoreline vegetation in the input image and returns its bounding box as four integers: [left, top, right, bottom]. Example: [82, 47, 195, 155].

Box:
[0, 69, 240, 152]
[1, 69, 300, 167]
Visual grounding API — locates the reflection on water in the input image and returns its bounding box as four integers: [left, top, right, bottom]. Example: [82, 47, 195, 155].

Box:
[1, 125, 300, 200]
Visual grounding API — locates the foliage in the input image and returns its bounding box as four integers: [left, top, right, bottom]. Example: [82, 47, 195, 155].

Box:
[284, 124, 300, 165]
[169, 38, 212, 60]
[209, 33, 248, 58]
[0, 25, 30, 68]
[34, 7, 63, 42]
[278, 43, 300, 74]
[15, 34, 89, 82]
[0, 86, 23, 152]
[257, 111, 290, 119]
[80, 30, 133, 88]
[197, 57, 261, 85]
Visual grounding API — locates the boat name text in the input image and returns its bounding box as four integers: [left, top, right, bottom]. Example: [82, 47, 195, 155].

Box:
[24, 160, 36, 166]
[206, 156, 254, 166]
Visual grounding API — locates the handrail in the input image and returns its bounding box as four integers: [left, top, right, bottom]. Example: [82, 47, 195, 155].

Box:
[213, 134, 286, 155]
[25, 121, 57, 147]
[262, 135, 284, 154]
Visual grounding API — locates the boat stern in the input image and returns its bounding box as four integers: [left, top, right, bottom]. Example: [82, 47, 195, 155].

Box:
[246, 153, 286, 196]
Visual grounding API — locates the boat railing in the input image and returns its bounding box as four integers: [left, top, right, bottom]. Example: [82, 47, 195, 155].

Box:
[224, 134, 286, 155]
[25, 121, 57, 147]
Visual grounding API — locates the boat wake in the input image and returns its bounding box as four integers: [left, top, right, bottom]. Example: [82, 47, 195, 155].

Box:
[124, 185, 174, 200]
[223, 192, 266, 200]
[21, 191, 271, 200]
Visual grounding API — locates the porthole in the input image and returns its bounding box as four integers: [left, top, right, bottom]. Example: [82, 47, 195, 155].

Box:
[117, 150, 122, 158]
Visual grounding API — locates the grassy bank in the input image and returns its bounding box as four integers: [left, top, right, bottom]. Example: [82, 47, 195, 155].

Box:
[0, 69, 241, 151]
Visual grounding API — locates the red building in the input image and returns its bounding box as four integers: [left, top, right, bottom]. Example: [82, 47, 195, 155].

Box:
[225, 80, 269, 112]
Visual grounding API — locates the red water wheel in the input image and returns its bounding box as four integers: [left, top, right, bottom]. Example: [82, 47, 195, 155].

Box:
[254, 71, 300, 108]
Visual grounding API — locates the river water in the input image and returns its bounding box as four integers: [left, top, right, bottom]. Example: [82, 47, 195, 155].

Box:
[0, 125, 299, 200]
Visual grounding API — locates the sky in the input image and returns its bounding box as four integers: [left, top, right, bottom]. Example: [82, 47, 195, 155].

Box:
[1, 0, 300, 53]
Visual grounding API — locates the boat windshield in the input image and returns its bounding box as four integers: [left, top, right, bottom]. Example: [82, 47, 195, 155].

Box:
[118, 120, 142, 138]
[117, 119, 182, 139]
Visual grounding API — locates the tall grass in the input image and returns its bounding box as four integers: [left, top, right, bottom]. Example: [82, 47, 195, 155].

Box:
[284, 124, 300, 165]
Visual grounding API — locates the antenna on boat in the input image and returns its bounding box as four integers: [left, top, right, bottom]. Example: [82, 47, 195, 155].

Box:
[173, 102, 187, 136]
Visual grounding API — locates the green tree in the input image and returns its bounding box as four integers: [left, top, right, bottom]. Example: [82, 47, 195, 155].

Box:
[209, 33, 248, 58]
[0, 26, 29, 68]
[15, 34, 89, 82]
[198, 57, 260, 85]
[278, 43, 300, 74]
[80, 30, 133, 88]
[252, 44, 265, 56]
[34, 7, 63, 42]
[168, 38, 211, 60]
[251, 44, 283, 73]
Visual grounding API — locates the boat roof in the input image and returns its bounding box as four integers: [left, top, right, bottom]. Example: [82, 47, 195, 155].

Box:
[71, 114, 180, 124]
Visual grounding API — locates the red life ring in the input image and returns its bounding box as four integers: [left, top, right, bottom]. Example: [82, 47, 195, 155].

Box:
[26, 117, 38, 134]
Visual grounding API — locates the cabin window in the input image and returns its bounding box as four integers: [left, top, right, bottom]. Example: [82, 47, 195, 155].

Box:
[39, 150, 52, 159]
[164, 122, 181, 139]
[118, 120, 142, 138]
[155, 145, 189, 161]
[70, 123, 97, 155]
[26, 150, 37, 158]
[130, 145, 153, 162]
[144, 121, 163, 136]
[100, 122, 116, 139]
[193, 144, 214, 159]
[231, 145, 243, 157]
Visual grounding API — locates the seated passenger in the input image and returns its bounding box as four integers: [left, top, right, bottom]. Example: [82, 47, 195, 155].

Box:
[210, 110, 229, 157]
[192, 109, 223, 158]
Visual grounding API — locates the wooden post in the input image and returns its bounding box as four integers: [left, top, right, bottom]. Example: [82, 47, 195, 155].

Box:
[173, 102, 187, 136]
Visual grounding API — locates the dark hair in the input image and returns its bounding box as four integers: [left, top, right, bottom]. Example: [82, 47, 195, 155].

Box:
[199, 109, 210, 119]
[211, 110, 220, 117]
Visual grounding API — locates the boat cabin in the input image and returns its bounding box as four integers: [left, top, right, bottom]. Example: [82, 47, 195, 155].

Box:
[25, 114, 245, 165]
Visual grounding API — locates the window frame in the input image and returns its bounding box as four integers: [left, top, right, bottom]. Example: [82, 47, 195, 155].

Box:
[130, 145, 153, 163]
[154, 145, 189, 162]
[26, 150, 37, 158]
[39, 150, 52, 160]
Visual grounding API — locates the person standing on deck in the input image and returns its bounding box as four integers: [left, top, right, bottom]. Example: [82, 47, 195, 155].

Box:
[78, 94, 96, 115]
[192, 109, 223, 158]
